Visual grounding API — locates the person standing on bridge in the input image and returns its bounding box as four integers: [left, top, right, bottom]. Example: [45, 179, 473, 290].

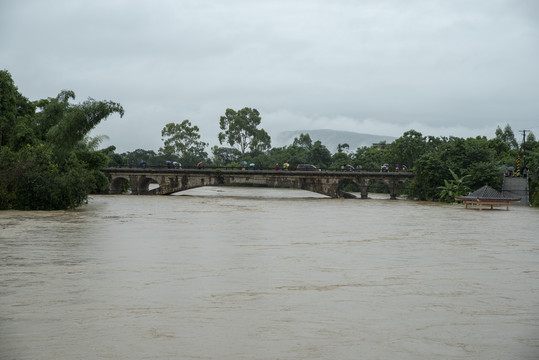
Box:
[197, 161, 203, 169]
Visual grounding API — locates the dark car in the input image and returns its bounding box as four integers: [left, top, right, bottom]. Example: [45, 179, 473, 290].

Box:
[296, 164, 320, 171]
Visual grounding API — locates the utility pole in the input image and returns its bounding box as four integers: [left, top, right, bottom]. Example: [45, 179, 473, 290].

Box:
[519, 129, 530, 145]
[519, 129, 531, 170]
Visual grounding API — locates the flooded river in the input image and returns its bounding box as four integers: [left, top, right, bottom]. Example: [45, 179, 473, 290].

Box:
[1, 187, 538, 359]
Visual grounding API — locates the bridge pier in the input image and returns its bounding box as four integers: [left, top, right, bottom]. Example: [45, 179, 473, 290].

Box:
[387, 180, 405, 200]
[388, 182, 398, 200]
[357, 178, 370, 199]
[359, 186, 369, 199]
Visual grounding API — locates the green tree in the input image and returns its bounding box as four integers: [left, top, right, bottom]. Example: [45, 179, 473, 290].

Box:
[80, 134, 110, 151]
[487, 137, 511, 160]
[331, 151, 351, 169]
[336, 143, 350, 153]
[218, 107, 271, 155]
[307, 140, 332, 169]
[0, 70, 124, 210]
[120, 148, 168, 167]
[526, 132, 536, 144]
[495, 124, 518, 149]
[459, 137, 500, 189]
[38, 91, 124, 157]
[0, 70, 35, 149]
[527, 142, 539, 205]
[412, 136, 501, 200]
[160, 120, 208, 160]
[99, 145, 125, 167]
[264, 136, 331, 170]
[386, 129, 427, 169]
[292, 133, 312, 150]
[211, 146, 241, 166]
[283, 144, 309, 166]
[520, 131, 536, 170]
[437, 169, 471, 202]
[263, 133, 316, 169]
[352, 145, 385, 171]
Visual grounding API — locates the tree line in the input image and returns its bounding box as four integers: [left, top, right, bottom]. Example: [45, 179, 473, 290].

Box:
[113, 114, 539, 206]
[1, 70, 538, 209]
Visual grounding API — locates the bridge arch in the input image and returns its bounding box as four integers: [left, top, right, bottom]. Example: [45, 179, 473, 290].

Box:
[109, 176, 129, 194]
[101, 169, 414, 199]
[137, 176, 161, 194]
[354, 177, 408, 199]
[335, 178, 361, 198]
[378, 178, 408, 199]
[367, 180, 390, 195]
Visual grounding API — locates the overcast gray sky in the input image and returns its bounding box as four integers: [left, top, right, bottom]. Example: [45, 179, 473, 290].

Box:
[2, 0, 538, 152]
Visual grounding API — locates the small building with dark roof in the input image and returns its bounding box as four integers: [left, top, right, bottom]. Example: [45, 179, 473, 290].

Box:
[455, 185, 521, 210]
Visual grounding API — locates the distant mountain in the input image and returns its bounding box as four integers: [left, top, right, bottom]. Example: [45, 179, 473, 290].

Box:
[274, 129, 395, 153]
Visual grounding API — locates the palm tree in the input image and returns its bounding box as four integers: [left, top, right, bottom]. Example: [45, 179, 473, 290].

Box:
[80, 134, 110, 151]
[438, 169, 471, 202]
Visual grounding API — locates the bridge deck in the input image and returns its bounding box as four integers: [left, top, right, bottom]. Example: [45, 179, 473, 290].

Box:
[104, 168, 412, 177]
[102, 168, 414, 199]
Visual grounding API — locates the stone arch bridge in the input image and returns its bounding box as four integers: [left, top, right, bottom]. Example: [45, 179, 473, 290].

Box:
[102, 168, 414, 199]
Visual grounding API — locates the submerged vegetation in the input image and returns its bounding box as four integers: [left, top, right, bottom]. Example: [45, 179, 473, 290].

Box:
[1, 70, 537, 209]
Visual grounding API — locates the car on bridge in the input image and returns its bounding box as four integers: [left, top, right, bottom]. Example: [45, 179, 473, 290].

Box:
[296, 164, 321, 171]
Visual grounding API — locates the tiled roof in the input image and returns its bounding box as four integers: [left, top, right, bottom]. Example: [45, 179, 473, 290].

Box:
[456, 185, 521, 201]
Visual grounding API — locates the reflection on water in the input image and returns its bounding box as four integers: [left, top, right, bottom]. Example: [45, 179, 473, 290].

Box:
[1, 187, 538, 360]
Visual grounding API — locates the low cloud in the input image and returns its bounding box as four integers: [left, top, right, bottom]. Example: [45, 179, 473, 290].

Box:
[2, 0, 537, 153]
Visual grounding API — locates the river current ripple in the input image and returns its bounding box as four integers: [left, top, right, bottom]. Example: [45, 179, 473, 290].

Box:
[1, 188, 538, 359]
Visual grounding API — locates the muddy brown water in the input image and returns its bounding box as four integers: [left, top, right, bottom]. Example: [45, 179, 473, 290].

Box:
[1, 188, 538, 359]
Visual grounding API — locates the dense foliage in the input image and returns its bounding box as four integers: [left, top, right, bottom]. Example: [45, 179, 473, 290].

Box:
[0, 70, 124, 210]
[110, 114, 538, 204]
[113, 122, 538, 204]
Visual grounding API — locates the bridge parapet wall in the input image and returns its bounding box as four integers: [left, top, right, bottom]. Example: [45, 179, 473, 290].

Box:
[102, 169, 413, 198]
